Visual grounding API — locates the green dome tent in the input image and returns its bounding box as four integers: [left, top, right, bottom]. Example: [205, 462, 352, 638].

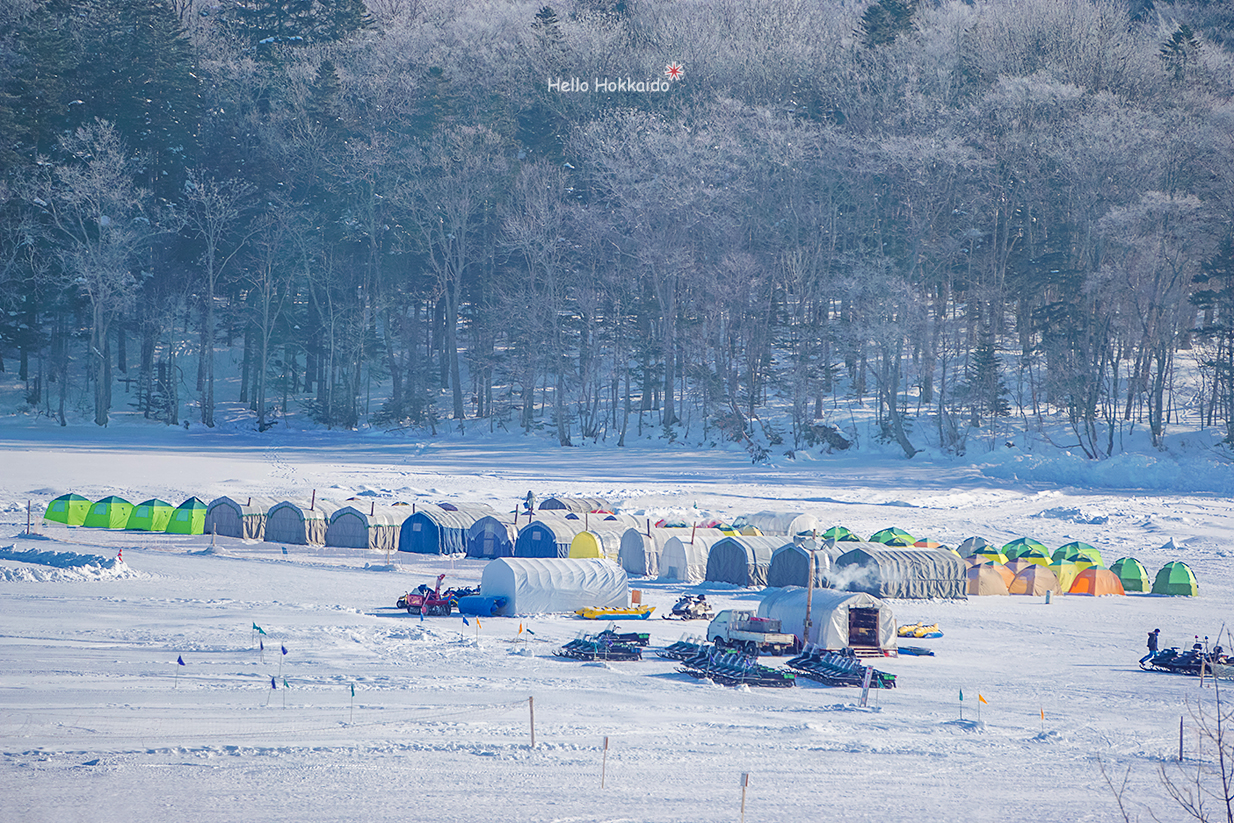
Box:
[822, 526, 861, 542]
[1016, 546, 1054, 566]
[166, 497, 207, 535]
[127, 499, 174, 532]
[869, 527, 915, 547]
[83, 496, 134, 529]
[43, 493, 91, 526]
[1053, 541, 1103, 566]
[1152, 561, 1198, 596]
[1002, 537, 1048, 561]
[1110, 557, 1151, 593]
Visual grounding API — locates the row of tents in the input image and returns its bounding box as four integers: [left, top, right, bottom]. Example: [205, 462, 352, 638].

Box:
[44, 493, 207, 534]
[964, 555, 1198, 597]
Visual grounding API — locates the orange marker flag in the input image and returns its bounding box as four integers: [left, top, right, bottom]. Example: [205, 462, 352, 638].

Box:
[518, 623, 524, 635]
[476, 617, 482, 629]
[978, 694, 989, 705]
[1040, 707, 1045, 721]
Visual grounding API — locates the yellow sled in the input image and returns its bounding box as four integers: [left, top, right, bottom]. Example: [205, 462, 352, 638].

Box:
[574, 605, 656, 620]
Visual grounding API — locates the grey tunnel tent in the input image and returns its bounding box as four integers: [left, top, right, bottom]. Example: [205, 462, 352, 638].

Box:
[537, 496, 611, 513]
[466, 515, 518, 559]
[514, 515, 588, 558]
[704, 535, 784, 587]
[326, 505, 407, 551]
[758, 586, 897, 653]
[264, 500, 343, 545]
[832, 543, 968, 600]
[205, 496, 278, 540]
[618, 527, 691, 577]
[765, 540, 842, 589]
[399, 507, 487, 554]
[658, 529, 728, 583]
[733, 511, 820, 537]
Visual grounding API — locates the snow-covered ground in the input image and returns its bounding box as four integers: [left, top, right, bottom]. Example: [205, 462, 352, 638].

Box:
[2, 423, 1232, 822]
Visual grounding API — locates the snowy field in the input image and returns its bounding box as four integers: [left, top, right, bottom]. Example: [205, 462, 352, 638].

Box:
[2, 424, 1233, 822]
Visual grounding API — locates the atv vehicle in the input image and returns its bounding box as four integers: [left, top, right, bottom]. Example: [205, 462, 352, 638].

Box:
[663, 594, 714, 621]
[397, 574, 456, 616]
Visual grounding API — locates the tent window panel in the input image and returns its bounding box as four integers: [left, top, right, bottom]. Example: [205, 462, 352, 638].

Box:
[52, 502, 65, 512]
[94, 505, 105, 513]
[412, 522, 422, 531]
[177, 511, 188, 520]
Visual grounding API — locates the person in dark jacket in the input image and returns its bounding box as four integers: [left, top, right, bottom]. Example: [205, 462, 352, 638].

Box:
[1140, 628, 1161, 664]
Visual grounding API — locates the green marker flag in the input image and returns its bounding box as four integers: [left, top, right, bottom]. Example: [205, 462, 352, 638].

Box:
[253, 623, 267, 636]
[283, 678, 289, 689]
[959, 689, 964, 702]
[350, 682, 355, 697]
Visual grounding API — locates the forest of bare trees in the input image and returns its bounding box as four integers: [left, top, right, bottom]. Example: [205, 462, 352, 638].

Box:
[1, 0, 1233, 459]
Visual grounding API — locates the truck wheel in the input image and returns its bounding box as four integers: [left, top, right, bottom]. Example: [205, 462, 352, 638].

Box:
[713, 638, 726, 651]
[744, 641, 758, 656]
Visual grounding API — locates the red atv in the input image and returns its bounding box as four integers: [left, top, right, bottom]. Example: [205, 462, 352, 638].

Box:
[397, 574, 455, 616]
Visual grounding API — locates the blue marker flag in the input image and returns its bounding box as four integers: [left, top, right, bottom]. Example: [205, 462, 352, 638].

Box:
[281, 644, 287, 656]
[260, 639, 264, 651]
[271, 677, 277, 690]
[177, 655, 185, 666]
[462, 615, 470, 627]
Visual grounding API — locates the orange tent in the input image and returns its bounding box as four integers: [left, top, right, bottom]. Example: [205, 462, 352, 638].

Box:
[1009, 565, 1061, 596]
[966, 563, 1010, 596]
[1068, 567, 1125, 596]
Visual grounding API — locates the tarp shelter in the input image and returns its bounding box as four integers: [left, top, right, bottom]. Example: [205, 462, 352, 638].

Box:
[1152, 561, 1198, 596]
[43, 493, 91, 526]
[705, 536, 783, 587]
[126, 499, 174, 532]
[757, 587, 897, 653]
[480, 557, 628, 616]
[966, 563, 1011, 596]
[822, 526, 861, 542]
[265, 500, 342, 545]
[398, 507, 484, 554]
[328, 505, 406, 551]
[958, 536, 996, 555]
[869, 527, 915, 547]
[1111, 557, 1151, 592]
[537, 497, 610, 513]
[465, 516, 518, 559]
[658, 529, 727, 583]
[832, 543, 967, 600]
[1002, 537, 1048, 560]
[569, 530, 625, 562]
[765, 541, 842, 589]
[1068, 567, 1125, 596]
[1054, 541, 1104, 566]
[514, 516, 588, 558]
[1009, 564, 1061, 595]
[618, 528, 690, 577]
[83, 496, 133, 529]
[166, 498, 207, 535]
[734, 511, 819, 537]
[205, 496, 278, 540]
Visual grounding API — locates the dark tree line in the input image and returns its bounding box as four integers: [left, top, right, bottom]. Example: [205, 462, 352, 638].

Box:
[1, 0, 1233, 459]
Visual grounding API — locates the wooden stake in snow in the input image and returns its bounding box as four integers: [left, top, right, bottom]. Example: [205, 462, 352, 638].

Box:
[350, 682, 355, 725]
[310, 489, 316, 510]
[601, 736, 609, 788]
[26, 499, 31, 535]
[1180, 715, 1184, 761]
[859, 666, 873, 708]
[529, 696, 536, 749]
[739, 773, 750, 823]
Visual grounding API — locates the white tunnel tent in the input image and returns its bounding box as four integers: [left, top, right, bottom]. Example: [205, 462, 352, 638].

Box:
[757, 587, 897, 654]
[480, 558, 629, 616]
[657, 528, 728, 583]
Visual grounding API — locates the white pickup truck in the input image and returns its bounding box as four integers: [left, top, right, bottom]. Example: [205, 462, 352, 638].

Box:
[706, 610, 798, 656]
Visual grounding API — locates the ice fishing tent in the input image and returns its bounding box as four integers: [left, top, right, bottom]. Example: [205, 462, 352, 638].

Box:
[480, 557, 628, 616]
[265, 500, 342, 545]
[569, 530, 624, 562]
[465, 516, 518, 559]
[537, 497, 610, 513]
[1068, 567, 1125, 596]
[658, 529, 727, 583]
[733, 511, 819, 537]
[126, 499, 174, 532]
[205, 496, 278, 540]
[765, 541, 842, 589]
[966, 563, 1011, 596]
[514, 515, 588, 558]
[398, 507, 485, 554]
[618, 527, 690, 577]
[1152, 561, 1198, 596]
[1111, 557, 1151, 592]
[832, 543, 967, 600]
[83, 496, 134, 529]
[958, 536, 996, 555]
[166, 498, 207, 535]
[869, 527, 915, 547]
[1002, 537, 1048, 560]
[1009, 564, 1061, 595]
[327, 505, 407, 551]
[757, 587, 897, 653]
[704, 535, 783, 587]
[1054, 541, 1104, 566]
[43, 493, 91, 526]
[821, 526, 861, 542]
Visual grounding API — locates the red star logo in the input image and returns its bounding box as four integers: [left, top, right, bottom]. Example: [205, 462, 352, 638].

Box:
[664, 62, 684, 81]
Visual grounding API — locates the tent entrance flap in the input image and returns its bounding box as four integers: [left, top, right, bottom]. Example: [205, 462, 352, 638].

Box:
[848, 608, 880, 648]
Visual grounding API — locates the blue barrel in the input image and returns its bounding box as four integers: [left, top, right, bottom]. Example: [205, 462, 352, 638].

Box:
[457, 595, 507, 616]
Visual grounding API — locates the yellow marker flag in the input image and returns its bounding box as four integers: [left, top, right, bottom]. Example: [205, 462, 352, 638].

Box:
[978, 694, 989, 705]
[476, 617, 482, 629]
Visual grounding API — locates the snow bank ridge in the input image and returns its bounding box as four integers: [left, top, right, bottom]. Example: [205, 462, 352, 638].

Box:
[0, 545, 145, 581]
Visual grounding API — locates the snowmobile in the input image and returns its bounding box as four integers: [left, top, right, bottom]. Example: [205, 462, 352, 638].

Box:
[1140, 645, 1225, 675]
[663, 594, 714, 621]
